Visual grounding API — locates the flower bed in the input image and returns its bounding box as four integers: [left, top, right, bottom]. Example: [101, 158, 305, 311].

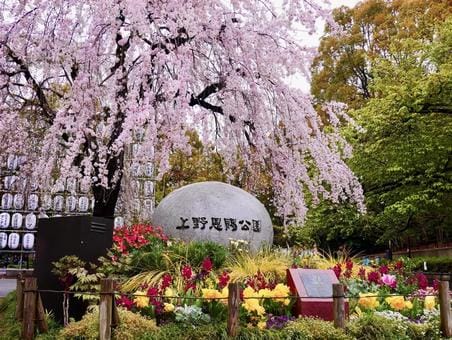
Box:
[46, 225, 444, 339]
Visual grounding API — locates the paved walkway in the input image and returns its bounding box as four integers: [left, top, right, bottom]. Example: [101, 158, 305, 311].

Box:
[0, 279, 16, 297]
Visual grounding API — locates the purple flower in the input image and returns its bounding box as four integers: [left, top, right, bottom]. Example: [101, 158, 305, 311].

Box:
[266, 315, 295, 329]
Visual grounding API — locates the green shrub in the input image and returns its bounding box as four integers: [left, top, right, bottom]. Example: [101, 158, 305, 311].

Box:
[144, 318, 350, 340]
[0, 291, 21, 340]
[173, 241, 229, 269]
[347, 314, 411, 340]
[408, 256, 452, 273]
[406, 319, 441, 340]
[346, 313, 441, 340]
[285, 317, 352, 340]
[59, 307, 157, 340]
[0, 291, 60, 340]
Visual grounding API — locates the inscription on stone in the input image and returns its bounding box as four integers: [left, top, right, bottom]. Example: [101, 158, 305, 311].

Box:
[299, 271, 333, 297]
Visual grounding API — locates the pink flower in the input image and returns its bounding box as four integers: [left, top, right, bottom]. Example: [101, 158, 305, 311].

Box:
[381, 274, 397, 288]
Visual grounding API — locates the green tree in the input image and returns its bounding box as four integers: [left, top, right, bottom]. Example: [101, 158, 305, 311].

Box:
[305, 8, 452, 252]
[311, 0, 451, 109]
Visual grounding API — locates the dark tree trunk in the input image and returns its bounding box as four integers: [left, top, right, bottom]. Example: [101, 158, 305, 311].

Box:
[92, 182, 122, 218]
[92, 152, 124, 218]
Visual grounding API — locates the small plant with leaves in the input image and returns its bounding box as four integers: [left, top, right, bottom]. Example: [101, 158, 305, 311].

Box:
[174, 305, 211, 326]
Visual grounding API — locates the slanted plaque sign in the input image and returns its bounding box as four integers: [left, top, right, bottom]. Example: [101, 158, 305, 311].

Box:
[287, 268, 349, 321]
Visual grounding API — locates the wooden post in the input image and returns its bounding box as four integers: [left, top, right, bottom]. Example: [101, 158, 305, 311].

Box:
[227, 282, 241, 337]
[111, 298, 120, 328]
[439, 276, 452, 338]
[333, 283, 345, 329]
[22, 277, 37, 340]
[15, 277, 24, 321]
[99, 278, 114, 340]
[36, 293, 49, 334]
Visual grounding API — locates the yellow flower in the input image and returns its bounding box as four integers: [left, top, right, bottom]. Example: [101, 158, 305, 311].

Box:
[358, 293, 380, 310]
[385, 296, 405, 311]
[243, 286, 256, 299]
[272, 284, 291, 303]
[424, 296, 436, 310]
[257, 321, 267, 330]
[133, 290, 149, 308]
[164, 287, 175, 297]
[163, 303, 175, 313]
[202, 288, 221, 300]
[219, 287, 229, 304]
[242, 286, 266, 315]
[258, 288, 273, 299]
[404, 300, 413, 309]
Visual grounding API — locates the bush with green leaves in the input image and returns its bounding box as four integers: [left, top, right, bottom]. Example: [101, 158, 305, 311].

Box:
[59, 306, 157, 340]
[346, 313, 441, 340]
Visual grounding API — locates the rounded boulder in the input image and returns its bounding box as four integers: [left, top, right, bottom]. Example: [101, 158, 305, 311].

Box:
[151, 181, 273, 251]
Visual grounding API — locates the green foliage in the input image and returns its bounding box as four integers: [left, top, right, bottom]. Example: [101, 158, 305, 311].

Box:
[171, 241, 228, 269]
[155, 130, 225, 204]
[145, 318, 350, 340]
[173, 305, 211, 325]
[0, 291, 21, 340]
[307, 13, 452, 252]
[226, 247, 291, 283]
[285, 317, 352, 340]
[346, 313, 441, 340]
[53, 255, 105, 301]
[0, 291, 61, 340]
[406, 256, 452, 273]
[120, 237, 229, 291]
[311, 0, 451, 109]
[58, 306, 157, 340]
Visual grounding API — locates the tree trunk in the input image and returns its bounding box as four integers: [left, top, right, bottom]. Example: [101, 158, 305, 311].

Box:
[92, 153, 124, 218]
[92, 182, 122, 218]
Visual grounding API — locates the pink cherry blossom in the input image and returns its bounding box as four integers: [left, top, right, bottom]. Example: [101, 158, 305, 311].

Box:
[0, 1, 364, 219]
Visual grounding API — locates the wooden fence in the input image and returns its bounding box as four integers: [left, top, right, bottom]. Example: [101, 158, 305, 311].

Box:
[14, 276, 452, 340]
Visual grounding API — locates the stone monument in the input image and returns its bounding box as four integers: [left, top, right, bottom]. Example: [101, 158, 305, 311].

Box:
[151, 181, 273, 251]
[287, 268, 349, 320]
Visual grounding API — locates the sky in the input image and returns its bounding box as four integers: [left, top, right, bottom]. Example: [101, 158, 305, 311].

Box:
[290, 0, 360, 90]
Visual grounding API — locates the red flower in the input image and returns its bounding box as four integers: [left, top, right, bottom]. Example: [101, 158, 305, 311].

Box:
[433, 279, 440, 291]
[346, 260, 353, 271]
[415, 273, 428, 290]
[181, 265, 193, 281]
[367, 271, 381, 284]
[394, 261, 404, 270]
[378, 265, 389, 275]
[218, 271, 230, 289]
[358, 267, 366, 280]
[147, 286, 159, 297]
[160, 273, 172, 290]
[112, 224, 169, 255]
[116, 295, 134, 310]
[332, 264, 342, 279]
[184, 281, 196, 292]
[202, 257, 213, 273]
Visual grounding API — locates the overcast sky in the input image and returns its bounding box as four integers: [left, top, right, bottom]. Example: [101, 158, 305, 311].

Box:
[291, 0, 360, 90]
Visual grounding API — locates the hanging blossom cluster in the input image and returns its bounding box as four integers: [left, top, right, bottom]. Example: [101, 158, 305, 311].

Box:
[0, 0, 364, 219]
